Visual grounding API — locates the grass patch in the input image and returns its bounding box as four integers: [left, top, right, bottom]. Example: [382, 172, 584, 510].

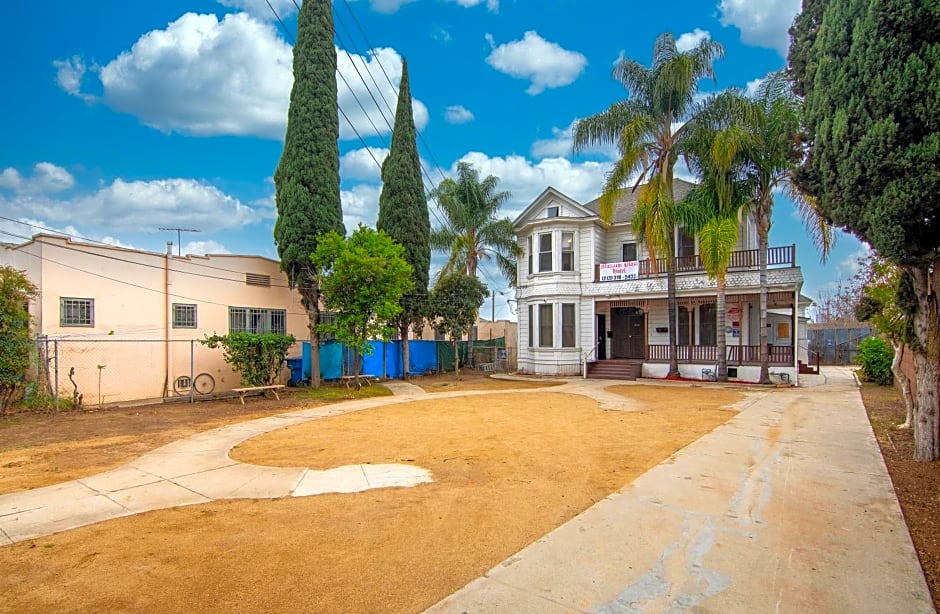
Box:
[288, 383, 393, 402]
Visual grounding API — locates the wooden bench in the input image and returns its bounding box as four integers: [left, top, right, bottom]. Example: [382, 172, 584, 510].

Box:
[479, 360, 505, 373]
[231, 384, 285, 404]
[339, 374, 374, 392]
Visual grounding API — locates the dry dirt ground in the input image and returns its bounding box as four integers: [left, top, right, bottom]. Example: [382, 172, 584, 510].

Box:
[860, 382, 940, 610]
[0, 376, 741, 614]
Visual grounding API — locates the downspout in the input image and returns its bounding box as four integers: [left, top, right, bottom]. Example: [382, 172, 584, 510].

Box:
[165, 241, 172, 398]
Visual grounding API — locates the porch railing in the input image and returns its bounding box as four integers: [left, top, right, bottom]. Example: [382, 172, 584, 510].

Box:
[646, 344, 794, 365]
[594, 244, 795, 282]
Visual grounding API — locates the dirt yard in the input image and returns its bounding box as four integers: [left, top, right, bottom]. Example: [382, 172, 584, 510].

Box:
[861, 382, 940, 609]
[0, 381, 741, 614]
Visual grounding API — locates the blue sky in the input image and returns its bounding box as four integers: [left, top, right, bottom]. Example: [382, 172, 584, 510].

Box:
[0, 0, 865, 319]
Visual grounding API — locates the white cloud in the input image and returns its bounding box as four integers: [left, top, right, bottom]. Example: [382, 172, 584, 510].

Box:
[676, 28, 711, 52]
[485, 31, 587, 95]
[52, 56, 95, 102]
[718, 0, 801, 56]
[451, 152, 611, 219]
[444, 105, 474, 124]
[341, 184, 382, 229]
[0, 163, 75, 194]
[1, 175, 261, 233]
[216, 0, 297, 19]
[450, 0, 499, 11]
[56, 12, 427, 141]
[531, 119, 619, 160]
[340, 147, 390, 182]
[182, 239, 230, 255]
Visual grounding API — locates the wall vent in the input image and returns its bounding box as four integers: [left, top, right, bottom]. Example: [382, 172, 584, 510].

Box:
[245, 273, 271, 287]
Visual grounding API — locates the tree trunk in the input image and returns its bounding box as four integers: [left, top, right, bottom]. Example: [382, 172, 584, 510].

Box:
[891, 341, 915, 429]
[353, 347, 362, 391]
[301, 282, 322, 388]
[453, 339, 460, 381]
[400, 322, 410, 380]
[757, 201, 771, 384]
[667, 266, 679, 377]
[910, 264, 939, 461]
[716, 276, 728, 382]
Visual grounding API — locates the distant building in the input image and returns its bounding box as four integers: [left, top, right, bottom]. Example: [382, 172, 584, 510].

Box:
[1, 234, 309, 404]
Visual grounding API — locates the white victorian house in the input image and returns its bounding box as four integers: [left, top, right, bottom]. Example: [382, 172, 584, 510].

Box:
[513, 180, 811, 384]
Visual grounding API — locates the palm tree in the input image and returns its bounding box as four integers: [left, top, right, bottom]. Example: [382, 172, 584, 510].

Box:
[429, 161, 520, 287]
[680, 98, 754, 381]
[734, 72, 832, 382]
[573, 32, 724, 377]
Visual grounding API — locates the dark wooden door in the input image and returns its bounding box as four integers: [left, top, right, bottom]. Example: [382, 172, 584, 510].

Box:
[596, 314, 606, 360]
[611, 308, 645, 359]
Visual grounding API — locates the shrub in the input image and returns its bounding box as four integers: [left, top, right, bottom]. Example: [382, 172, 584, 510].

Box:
[201, 333, 296, 386]
[856, 336, 894, 386]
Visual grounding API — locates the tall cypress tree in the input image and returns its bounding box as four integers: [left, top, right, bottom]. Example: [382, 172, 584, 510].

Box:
[792, 0, 940, 460]
[377, 59, 431, 378]
[273, 0, 345, 388]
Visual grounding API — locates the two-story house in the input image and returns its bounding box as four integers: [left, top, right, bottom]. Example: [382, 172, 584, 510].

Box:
[513, 180, 809, 384]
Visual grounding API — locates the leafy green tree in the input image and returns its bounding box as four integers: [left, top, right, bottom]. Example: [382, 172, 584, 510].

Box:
[273, 0, 345, 388]
[0, 266, 37, 413]
[792, 0, 940, 460]
[377, 59, 431, 380]
[429, 273, 489, 380]
[202, 333, 296, 387]
[312, 225, 413, 388]
[573, 32, 724, 377]
[787, 0, 828, 98]
[429, 162, 519, 286]
[856, 256, 916, 427]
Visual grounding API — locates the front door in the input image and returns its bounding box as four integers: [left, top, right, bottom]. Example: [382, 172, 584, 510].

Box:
[611, 307, 645, 359]
[596, 314, 607, 360]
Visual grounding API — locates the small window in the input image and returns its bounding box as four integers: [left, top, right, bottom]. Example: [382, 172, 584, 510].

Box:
[546, 206, 559, 218]
[562, 303, 576, 347]
[245, 273, 271, 287]
[527, 235, 533, 275]
[172, 303, 197, 329]
[538, 233, 553, 272]
[622, 242, 637, 262]
[561, 232, 574, 271]
[60, 297, 94, 327]
[528, 305, 534, 347]
[539, 304, 553, 347]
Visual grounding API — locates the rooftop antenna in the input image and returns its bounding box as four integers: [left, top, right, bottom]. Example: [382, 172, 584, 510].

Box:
[158, 227, 201, 256]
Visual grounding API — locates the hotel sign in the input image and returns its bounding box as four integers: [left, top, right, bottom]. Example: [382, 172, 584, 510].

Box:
[599, 261, 640, 281]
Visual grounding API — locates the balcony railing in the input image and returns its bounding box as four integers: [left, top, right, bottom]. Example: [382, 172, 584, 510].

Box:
[646, 344, 794, 365]
[594, 244, 795, 282]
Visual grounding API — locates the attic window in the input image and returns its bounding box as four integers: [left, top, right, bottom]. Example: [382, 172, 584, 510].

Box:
[245, 273, 271, 287]
[546, 206, 560, 218]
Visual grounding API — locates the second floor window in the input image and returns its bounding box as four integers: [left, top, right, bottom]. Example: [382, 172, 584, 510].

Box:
[622, 242, 637, 262]
[173, 303, 197, 329]
[561, 232, 574, 271]
[538, 233, 553, 272]
[60, 297, 94, 327]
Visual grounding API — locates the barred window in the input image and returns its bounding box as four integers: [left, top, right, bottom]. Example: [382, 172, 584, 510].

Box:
[228, 307, 286, 334]
[318, 311, 336, 342]
[173, 303, 197, 328]
[60, 297, 94, 327]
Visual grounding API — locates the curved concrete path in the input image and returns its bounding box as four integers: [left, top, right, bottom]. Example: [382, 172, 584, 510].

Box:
[428, 367, 934, 613]
[0, 377, 626, 546]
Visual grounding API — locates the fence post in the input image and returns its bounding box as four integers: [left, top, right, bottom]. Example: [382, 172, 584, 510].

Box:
[190, 339, 195, 404]
[53, 339, 59, 411]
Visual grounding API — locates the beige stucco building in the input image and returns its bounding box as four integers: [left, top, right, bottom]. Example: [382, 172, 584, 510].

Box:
[1, 234, 309, 404]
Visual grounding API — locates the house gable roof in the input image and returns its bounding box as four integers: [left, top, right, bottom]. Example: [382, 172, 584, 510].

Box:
[583, 178, 697, 225]
[513, 186, 596, 229]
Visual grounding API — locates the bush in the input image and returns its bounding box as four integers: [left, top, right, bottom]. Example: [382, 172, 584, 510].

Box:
[201, 333, 296, 386]
[856, 336, 894, 386]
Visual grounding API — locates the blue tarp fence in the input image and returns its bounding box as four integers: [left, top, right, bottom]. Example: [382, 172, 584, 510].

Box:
[295, 339, 444, 383]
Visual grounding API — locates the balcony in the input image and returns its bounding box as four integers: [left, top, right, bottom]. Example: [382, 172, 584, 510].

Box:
[594, 245, 795, 282]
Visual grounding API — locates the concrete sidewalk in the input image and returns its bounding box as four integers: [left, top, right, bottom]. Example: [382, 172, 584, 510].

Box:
[428, 367, 934, 613]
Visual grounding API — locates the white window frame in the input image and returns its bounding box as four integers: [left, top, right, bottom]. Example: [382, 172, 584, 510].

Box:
[561, 232, 575, 271]
[561, 303, 576, 347]
[538, 303, 554, 347]
[538, 232, 553, 272]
